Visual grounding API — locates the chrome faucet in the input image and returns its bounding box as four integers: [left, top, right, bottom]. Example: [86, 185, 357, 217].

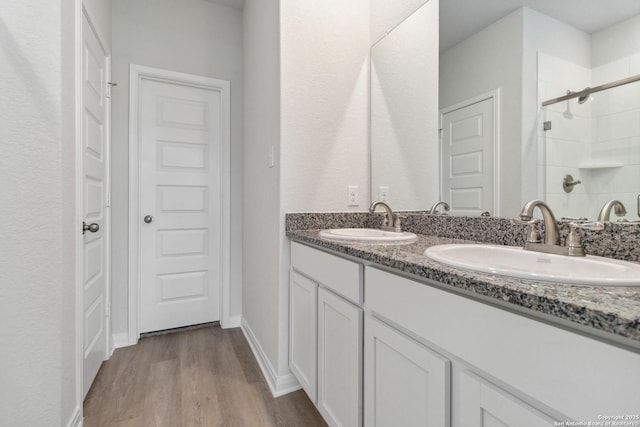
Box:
[597, 200, 626, 222]
[514, 200, 603, 256]
[428, 201, 450, 215]
[369, 201, 401, 232]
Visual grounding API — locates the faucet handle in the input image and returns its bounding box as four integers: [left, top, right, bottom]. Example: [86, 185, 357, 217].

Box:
[565, 222, 604, 256]
[394, 214, 404, 232]
[511, 218, 541, 243]
[569, 221, 605, 231]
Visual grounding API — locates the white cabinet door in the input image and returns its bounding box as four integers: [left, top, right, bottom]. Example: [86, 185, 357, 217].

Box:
[364, 315, 450, 427]
[457, 370, 555, 427]
[290, 269, 318, 402]
[318, 287, 363, 427]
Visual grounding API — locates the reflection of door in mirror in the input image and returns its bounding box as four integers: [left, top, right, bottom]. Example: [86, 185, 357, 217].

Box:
[441, 93, 497, 216]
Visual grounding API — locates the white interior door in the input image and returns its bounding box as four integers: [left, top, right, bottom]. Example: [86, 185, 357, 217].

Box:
[441, 96, 495, 216]
[82, 15, 110, 398]
[139, 77, 222, 333]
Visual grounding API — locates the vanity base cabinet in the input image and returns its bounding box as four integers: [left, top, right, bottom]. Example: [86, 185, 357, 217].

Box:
[365, 265, 640, 421]
[318, 287, 363, 427]
[364, 315, 450, 427]
[290, 242, 364, 427]
[289, 269, 318, 402]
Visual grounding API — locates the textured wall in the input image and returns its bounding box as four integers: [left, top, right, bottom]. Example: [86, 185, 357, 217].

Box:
[0, 0, 78, 424]
[111, 0, 244, 338]
[242, 0, 282, 384]
[370, 0, 428, 44]
[280, 0, 370, 213]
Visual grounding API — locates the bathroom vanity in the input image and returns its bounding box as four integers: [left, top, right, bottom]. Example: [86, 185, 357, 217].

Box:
[287, 219, 640, 427]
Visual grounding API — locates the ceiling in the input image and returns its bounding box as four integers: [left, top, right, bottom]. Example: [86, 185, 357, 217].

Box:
[440, 0, 640, 52]
[201, 0, 640, 52]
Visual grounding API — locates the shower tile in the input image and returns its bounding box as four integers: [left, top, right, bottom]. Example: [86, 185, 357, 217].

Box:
[591, 138, 629, 164]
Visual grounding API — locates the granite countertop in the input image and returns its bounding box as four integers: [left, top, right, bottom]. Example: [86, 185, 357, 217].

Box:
[287, 229, 640, 349]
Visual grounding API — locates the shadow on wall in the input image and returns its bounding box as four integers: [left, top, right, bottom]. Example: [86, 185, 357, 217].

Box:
[0, 19, 58, 123]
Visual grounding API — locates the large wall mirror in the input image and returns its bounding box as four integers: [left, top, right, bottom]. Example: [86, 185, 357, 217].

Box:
[371, 0, 640, 220]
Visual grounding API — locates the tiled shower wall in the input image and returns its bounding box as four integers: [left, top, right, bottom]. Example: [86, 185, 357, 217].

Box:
[538, 52, 640, 220]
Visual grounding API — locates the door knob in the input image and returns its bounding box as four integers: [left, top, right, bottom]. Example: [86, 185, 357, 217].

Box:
[83, 222, 99, 234]
[144, 215, 153, 224]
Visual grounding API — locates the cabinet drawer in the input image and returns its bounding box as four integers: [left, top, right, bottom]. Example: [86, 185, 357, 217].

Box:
[291, 242, 363, 305]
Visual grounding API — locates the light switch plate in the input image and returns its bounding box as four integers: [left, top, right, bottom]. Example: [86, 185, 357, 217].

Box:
[379, 186, 389, 202]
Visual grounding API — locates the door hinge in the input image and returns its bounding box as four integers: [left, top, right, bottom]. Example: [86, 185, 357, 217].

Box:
[105, 191, 111, 207]
[105, 302, 111, 317]
[105, 81, 117, 99]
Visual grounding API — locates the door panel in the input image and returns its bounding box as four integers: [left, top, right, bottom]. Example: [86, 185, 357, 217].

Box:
[139, 78, 221, 333]
[364, 315, 450, 427]
[289, 270, 318, 402]
[318, 287, 363, 427]
[82, 14, 109, 398]
[441, 97, 495, 216]
[457, 370, 555, 427]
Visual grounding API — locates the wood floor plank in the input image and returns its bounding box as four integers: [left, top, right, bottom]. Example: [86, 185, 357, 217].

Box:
[84, 325, 327, 427]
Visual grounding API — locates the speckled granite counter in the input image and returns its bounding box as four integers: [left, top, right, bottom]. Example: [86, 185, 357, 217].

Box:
[287, 228, 640, 351]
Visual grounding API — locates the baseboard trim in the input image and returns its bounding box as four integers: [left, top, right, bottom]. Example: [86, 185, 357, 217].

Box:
[222, 314, 242, 329]
[66, 405, 83, 427]
[112, 332, 132, 350]
[240, 318, 301, 397]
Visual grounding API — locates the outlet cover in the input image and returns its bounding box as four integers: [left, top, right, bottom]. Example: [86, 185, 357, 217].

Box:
[348, 185, 360, 207]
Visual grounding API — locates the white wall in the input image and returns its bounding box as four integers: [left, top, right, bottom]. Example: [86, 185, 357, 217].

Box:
[0, 0, 78, 425]
[242, 0, 285, 391]
[110, 0, 244, 337]
[242, 0, 371, 395]
[280, 0, 370, 214]
[440, 9, 524, 216]
[370, 0, 427, 45]
[592, 13, 640, 68]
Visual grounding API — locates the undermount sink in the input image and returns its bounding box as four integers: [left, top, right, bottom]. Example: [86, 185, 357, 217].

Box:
[424, 244, 640, 286]
[319, 228, 417, 243]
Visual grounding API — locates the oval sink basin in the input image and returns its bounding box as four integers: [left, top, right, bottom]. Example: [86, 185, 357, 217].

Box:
[424, 244, 640, 286]
[319, 228, 417, 243]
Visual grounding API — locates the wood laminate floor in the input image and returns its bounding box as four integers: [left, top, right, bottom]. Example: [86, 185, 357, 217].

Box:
[84, 325, 327, 427]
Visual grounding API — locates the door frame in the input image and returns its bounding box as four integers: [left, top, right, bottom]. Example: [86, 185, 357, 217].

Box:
[439, 89, 501, 217]
[127, 64, 231, 345]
